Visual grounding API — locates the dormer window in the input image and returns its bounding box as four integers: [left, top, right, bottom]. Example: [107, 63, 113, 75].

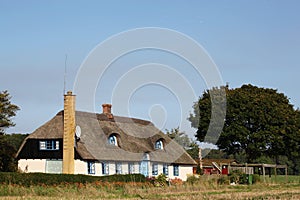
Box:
[155, 139, 164, 150]
[108, 134, 118, 146]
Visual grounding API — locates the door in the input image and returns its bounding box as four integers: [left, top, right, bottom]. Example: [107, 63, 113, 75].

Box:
[140, 160, 149, 177]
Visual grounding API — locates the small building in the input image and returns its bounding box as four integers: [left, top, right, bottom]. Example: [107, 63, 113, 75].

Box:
[16, 91, 196, 181]
[201, 158, 236, 175]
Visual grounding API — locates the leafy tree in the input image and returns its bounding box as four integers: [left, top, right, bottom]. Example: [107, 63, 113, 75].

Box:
[0, 134, 28, 172]
[0, 90, 19, 134]
[165, 127, 191, 149]
[165, 127, 199, 159]
[189, 84, 300, 164]
[0, 90, 22, 172]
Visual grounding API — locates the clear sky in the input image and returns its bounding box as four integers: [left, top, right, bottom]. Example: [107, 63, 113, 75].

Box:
[1, 1, 300, 143]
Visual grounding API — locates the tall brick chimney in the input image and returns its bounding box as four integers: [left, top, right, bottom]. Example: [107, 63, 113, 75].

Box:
[102, 104, 113, 119]
[63, 91, 75, 174]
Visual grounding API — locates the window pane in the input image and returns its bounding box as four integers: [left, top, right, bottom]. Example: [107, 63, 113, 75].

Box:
[128, 163, 135, 174]
[173, 165, 179, 176]
[163, 164, 168, 175]
[40, 141, 46, 150]
[55, 141, 59, 150]
[152, 163, 158, 175]
[116, 163, 122, 174]
[88, 162, 95, 174]
[102, 162, 109, 175]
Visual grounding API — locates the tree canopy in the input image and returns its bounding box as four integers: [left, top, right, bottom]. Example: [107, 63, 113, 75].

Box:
[165, 127, 199, 159]
[189, 84, 300, 166]
[0, 90, 19, 134]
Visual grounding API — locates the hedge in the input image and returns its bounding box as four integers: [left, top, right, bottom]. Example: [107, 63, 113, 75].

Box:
[0, 172, 146, 186]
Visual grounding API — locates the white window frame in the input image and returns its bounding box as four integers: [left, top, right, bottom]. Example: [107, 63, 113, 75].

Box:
[173, 165, 179, 176]
[163, 164, 169, 175]
[128, 163, 135, 174]
[108, 135, 118, 146]
[155, 140, 163, 150]
[152, 163, 158, 175]
[116, 162, 122, 174]
[102, 162, 109, 175]
[39, 140, 59, 150]
[88, 161, 95, 174]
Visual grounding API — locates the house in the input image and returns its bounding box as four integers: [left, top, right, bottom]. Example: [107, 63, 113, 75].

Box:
[201, 158, 236, 175]
[16, 91, 196, 181]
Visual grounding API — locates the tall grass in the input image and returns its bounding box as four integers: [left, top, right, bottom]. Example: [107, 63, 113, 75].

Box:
[0, 175, 299, 199]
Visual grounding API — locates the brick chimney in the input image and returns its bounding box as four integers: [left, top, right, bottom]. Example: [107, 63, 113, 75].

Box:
[102, 104, 113, 119]
[63, 91, 75, 174]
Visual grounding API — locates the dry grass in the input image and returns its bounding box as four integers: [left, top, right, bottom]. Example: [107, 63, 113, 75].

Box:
[0, 176, 299, 199]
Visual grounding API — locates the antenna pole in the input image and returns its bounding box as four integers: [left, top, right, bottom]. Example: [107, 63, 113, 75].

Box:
[64, 54, 67, 95]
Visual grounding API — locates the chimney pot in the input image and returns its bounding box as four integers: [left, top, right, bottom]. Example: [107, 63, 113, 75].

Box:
[67, 91, 72, 95]
[102, 104, 112, 113]
[102, 104, 113, 119]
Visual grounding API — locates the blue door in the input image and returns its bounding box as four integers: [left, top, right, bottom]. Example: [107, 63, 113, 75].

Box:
[140, 153, 150, 177]
[140, 160, 149, 177]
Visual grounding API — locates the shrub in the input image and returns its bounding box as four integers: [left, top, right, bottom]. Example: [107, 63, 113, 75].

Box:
[0, 172, 146, 187]
[217, 175, 229, 185]
[186, 175, 199, 185]
[170, 177, 183, 186]
[228, 170, 243, 184]
[252, 174, 260, 184]
[154, 174, 167, 187]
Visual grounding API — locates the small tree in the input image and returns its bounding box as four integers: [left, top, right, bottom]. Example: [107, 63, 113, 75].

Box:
[0, 90, 19, 134]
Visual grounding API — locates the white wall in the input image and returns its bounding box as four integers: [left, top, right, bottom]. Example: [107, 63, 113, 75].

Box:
[19, 159, 194, 181]
[168, 165, 193, 181]
[18, 159, 46, 173]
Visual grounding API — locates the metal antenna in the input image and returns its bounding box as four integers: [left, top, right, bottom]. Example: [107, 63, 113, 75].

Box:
[64, 54, 68, 95]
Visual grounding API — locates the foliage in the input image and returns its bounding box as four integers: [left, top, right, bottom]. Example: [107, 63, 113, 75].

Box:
[169, 177, 183, 185]
[0, 90, 19, 135]
[189, 84, 300, 167]
[186, 175, 199, 185]
[0, 172, 146, 187]
[154, 174, 168, 187]
[0, 134, 28, 172]
[165, 127, 200, 159]
[165, 127, 191, 150]
[228, 170, 244, 184]
[217, 175, 229, 185]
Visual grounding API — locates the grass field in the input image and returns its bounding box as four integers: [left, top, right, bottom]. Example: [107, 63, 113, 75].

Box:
[0, 175, 299, 199]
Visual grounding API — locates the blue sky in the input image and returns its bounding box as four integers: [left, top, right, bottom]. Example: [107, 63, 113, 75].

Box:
[1, 1, 300, 142]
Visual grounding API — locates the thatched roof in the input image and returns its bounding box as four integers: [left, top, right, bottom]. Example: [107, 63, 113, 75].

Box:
[18, 111, 196, 165]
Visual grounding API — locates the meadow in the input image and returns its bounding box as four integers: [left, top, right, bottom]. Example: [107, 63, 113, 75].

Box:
[0, 175, 299, 199]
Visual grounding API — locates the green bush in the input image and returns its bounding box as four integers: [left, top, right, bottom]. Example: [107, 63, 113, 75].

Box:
[0, 172, 146, 187]
[186, 175, 199, 185]
[217, 175, 229, 185]
[252, 174, 260, 184]
[229, 170, 243, 184]
[154, 174, 168, 187]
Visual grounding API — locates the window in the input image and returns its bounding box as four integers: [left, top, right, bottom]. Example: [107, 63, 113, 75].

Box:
[116, 162, 122, 174]
[173, 165, 179, 176]
[40, 141, 46, 150]
[163, 164, 168, 175]
[40, 140, 59, 150]
[88, 161, 95, 174]
[152, 163, 158, 175]
[155, 140, 163, 150]
[102, 162, 109, 175]
[108, 134, 118, 146]
[128, 163, 135, 174]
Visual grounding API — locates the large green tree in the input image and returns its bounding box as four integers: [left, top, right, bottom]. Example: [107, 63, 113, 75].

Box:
[189, 84, 300, 164]
[0, 90, 19, 134]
